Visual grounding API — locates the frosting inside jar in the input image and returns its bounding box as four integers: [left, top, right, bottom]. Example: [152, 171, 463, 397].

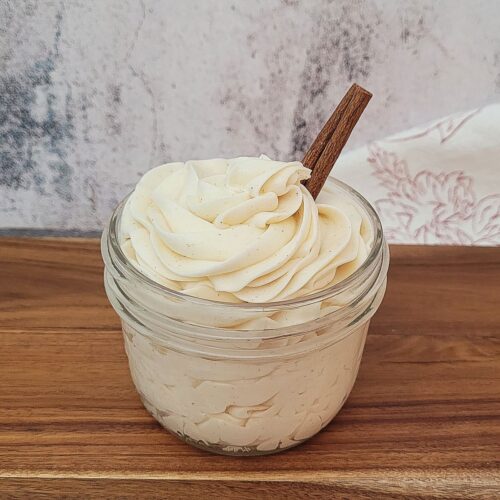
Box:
[120, 155, 372, 305]
[106, 155, 386, 455]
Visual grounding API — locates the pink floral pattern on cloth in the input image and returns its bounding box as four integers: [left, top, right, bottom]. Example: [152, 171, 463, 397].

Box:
[368, 144, 500, 245]
[334, 105, 500, 246]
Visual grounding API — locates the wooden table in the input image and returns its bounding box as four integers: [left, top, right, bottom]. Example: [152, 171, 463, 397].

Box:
[0, 238, 499, 499]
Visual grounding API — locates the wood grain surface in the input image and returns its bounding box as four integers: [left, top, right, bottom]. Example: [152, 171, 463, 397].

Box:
[0, 238, 499, 499]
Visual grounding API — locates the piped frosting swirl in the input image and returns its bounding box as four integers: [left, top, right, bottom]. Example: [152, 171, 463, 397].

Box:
[121, 155, 372, 304]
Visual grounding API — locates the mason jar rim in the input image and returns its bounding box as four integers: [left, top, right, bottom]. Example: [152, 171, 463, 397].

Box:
[104, 177, 384, 312]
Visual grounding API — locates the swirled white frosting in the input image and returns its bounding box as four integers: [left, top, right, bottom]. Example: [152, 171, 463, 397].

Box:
[120, 155, 371, 304]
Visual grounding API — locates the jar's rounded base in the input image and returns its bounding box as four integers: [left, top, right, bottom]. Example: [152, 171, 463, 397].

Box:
[176, 432, 306, 457]
[139, 393, 307, 456]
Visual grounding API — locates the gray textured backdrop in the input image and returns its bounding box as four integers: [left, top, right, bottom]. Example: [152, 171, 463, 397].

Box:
[1, 0, 500, 232]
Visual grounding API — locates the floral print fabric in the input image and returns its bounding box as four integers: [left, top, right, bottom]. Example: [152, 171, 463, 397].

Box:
[334, 105, 500, 246]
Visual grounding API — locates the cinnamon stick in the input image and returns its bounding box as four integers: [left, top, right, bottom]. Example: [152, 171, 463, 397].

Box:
[303, 84, 372, 199]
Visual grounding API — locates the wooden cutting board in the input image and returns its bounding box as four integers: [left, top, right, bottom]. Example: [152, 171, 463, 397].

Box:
[0, 238, 499, 499]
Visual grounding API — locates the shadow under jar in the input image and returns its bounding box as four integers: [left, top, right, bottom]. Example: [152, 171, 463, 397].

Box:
[102, 178, 389, 456]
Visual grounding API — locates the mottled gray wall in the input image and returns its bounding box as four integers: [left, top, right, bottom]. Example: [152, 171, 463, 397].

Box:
[1, 0, 500, 231]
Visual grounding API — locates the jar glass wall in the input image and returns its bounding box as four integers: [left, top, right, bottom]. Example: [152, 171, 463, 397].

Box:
[102, 178, 389, 456]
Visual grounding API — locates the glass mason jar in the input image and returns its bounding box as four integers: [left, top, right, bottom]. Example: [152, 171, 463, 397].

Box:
[101, 178, 389, 456]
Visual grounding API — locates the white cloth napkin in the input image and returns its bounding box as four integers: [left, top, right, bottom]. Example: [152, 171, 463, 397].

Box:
[334, 104, 500, 246]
